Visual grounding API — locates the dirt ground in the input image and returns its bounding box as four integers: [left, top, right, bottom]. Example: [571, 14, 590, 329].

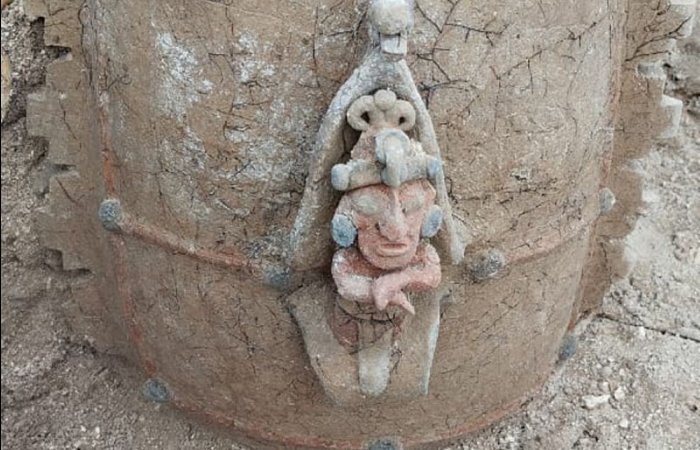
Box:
[1, 1, 698, 449]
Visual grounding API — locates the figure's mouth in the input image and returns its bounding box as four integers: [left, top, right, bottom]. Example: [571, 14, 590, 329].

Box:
[376, 242, 410, 257]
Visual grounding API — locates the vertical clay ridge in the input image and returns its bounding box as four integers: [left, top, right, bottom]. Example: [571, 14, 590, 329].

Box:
[25, 0, 132, 357]
[575, 0, 697, 322]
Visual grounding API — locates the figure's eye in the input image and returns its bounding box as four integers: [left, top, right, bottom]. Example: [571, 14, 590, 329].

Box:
[352, 193, 382, 216]
[402, 193, 425, 214]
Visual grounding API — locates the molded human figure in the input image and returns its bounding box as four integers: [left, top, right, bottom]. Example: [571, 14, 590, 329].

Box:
[331, 179, 441, 315]
[330, 89, 443, 315]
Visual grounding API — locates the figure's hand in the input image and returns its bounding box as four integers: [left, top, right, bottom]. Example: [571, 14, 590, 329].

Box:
[372, 275, 415, 315]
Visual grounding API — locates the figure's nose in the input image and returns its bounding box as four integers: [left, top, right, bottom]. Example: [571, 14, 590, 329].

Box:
[378, 196, 408, 242]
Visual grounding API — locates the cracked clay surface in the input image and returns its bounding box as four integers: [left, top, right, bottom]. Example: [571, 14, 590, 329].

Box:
[2, 1, 698, 449]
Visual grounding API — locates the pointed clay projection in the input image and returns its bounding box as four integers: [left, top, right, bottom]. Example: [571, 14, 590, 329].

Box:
[289, 0, 463, 405]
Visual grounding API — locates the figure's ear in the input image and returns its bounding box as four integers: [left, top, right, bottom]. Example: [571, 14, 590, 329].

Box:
[421, 205, 443, 238]
[331, 214, 357, 247]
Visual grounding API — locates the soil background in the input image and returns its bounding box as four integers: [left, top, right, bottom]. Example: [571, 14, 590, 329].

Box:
[2, 1, 699, 449]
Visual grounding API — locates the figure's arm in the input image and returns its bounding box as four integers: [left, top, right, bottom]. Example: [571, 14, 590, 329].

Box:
[394, 244, 441, 291]
[372, 244, 441, 313]
[331, 250, 375, 303]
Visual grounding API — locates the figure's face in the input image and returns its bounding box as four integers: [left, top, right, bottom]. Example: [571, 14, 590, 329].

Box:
[349, 180, 436, 270]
